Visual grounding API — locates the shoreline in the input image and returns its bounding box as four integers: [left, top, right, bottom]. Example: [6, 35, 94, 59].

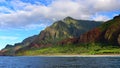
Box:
[38, 55, 120, 57]
[1, 54, 120, 57]
[16, 54, 120, 57]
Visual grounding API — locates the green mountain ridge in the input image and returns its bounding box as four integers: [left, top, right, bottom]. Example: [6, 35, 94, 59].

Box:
[0, 16, 102, 56]
[1, 15, 120, 56]
[0, 35, 38, 56]
[29, 16, 102, 48]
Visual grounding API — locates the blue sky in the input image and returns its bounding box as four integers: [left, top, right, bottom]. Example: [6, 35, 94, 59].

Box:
[0, 0, 120, 49]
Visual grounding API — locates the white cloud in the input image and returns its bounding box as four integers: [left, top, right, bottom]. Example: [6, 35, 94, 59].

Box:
[0, 36, 18, 40]
[0, 0, 120, 29]
[93, 15, 110, 21]
[23, 23, 48, 30]
[92, 0, 120, 11]
[0, 6, 13, 13]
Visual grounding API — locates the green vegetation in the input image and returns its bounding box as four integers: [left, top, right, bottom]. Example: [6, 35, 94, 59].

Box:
[34, 17, 102, 45]
[1, 15, 120, 56]
[17, 43, 120, 56]
[1, 17, 102, 56]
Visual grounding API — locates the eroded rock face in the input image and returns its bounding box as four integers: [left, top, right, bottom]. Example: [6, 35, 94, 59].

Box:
[104, 16, 120, 45]
[79, 28, 102, 43]
[59, 28, 103, 45]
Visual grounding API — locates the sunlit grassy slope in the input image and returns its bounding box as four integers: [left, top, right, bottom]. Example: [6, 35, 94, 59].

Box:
[17, 43, 120, 56]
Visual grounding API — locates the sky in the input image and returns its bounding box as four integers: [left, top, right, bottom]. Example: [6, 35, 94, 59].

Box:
[0, 0, 120, 49]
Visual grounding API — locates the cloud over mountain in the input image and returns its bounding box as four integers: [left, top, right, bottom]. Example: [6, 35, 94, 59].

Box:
[0, 0, 119, 30]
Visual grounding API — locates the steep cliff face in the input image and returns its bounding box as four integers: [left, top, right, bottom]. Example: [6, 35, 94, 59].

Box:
[60, 14, 120, 45]
[59, 28, 104, 45]
[79, 28, 103, 43]
[29, 17, 101, 48]
[79, 14, 120, 45]
[104, 16, 120, 45]
[21, 35, 38, 46]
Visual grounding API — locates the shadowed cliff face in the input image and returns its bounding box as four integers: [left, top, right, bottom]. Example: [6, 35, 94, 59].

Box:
[60, 15, 120, 45]
[59, 28, 104, 45]
[118, 34, 120, 45]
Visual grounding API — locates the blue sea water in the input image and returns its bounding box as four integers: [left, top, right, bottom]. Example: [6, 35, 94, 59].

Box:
[0, 56, 120, 68]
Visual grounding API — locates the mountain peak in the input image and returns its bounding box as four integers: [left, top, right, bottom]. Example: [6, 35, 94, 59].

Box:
[63, 16, 74, 21]
[62, 16, 77, 24]
[5, 44, 13, 48]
